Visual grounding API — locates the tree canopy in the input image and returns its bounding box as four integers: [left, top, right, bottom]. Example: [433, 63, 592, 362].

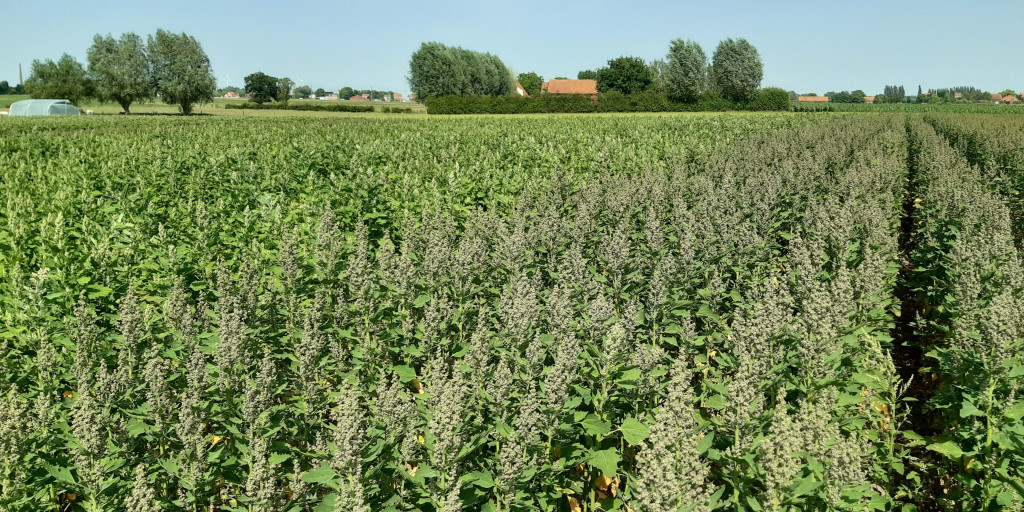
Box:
[664, 39, 707, 102]
[596, 56, 654, 95]
[244, 72, 279, 104]
[408, 42, 514, 99]
[293, 85, 313, 99]
[87, 32, 151, 114]
[24, 54, 92, 105]
[148, 29, 216, 114]
[711, 38, 762, 102]
[517, 72, 543, 97]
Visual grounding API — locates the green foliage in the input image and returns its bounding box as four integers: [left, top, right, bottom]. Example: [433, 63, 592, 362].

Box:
[24, 54, 92, 105]
[244, 71, 279, 104]
[711, 38, 763, 102]
[293, 85, 313, 99]
[2, 111, 1023, 512]
[407, 41, 514, 99]
[595, 56, 654, 94]
[223, 102, 374, 112]
[148, 29, 216, 114]
[425, 89, 789, 114]
[87, 32, 151, 114]
[516, 71, 543, 97]
[0, 81, 10, 95]
[664, 39, 707, 102]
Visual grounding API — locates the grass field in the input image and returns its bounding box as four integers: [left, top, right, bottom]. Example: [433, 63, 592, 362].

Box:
[0, 112, 1022, 512]
[0, 94, 426, 116]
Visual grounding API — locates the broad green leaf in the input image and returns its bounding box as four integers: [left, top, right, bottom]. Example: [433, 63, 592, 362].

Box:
[928, 441, 963, 459]
[618, 417, 650, 446]
[302, 463, 337, 484]
[588, 449, 620, 476]
[581, 415, 611, 436]
[960, 400, 985, 418]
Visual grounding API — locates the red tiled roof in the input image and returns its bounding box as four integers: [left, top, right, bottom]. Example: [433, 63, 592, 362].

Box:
[1003, 95, 1017, 102]
[992, 93, 1003, 100]
[546, 79, 597, 95]
[864, 96, 875, 102]
[954, 92, 962, 98]
[798, 96, 829, 102]
[349, 96, 368, 101]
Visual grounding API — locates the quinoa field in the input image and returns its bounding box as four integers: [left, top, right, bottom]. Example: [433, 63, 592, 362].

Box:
[0, 113, 1022, 512]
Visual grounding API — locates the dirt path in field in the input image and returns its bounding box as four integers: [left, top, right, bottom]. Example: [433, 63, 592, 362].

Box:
[891, 121, 938, 437]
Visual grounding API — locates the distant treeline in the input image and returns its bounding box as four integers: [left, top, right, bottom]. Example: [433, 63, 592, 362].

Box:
[424, 89, 790, 114]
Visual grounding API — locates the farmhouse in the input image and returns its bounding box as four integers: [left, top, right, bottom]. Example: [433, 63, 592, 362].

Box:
[408, 94, 417, 101]
[515, 82, 529, 97]
[349, 95, 369, 101]
[543, 79, 598, 96]
[954, 92, 962, 99]
[393, 93, 403, 101]
[222, 91, 240, 99]
[1003, 95, 1017, 104]
[798, 96, 829, 102]
[992, 93, 1003, 102]
[864, 96, 875, 103]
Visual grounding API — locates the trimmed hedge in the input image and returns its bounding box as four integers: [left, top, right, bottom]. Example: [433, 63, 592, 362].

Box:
[225, 102, 374, 113]
[424, 88, 790, 114]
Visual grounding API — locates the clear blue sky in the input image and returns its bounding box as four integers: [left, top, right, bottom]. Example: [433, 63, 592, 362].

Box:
[2, 0, 1021, 95]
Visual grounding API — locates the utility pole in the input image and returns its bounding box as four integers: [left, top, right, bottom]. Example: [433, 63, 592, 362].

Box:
[19, 63, 23, 85]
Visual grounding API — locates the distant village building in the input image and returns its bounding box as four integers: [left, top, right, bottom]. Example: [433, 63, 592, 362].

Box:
[349, 95, 368, 101]
[393, 93, 403, 101]
[992, 93, 1003, 102]
[1003, 95, 1017, 104]
[542, 79, 598, 96]
[515, 82, 528, 97]
[408, 94, 417, 102]
[864, 96, 875, 103]
[954, 92, 963, 99]
[222, 91, 240, 99]
[326, 93, 339, 100]
[798, 96, 829, 102]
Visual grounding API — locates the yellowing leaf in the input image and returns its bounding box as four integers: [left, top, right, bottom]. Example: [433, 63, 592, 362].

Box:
[568, 496, 582, 512]
[63, 391, 74, 398]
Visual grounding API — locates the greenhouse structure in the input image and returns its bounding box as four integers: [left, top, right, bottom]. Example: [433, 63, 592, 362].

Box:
[8, 99, 81, 116]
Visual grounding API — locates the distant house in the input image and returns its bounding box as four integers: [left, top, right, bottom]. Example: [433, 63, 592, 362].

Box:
[1003, 95, 1017, 103]
[544, 79, 597, 95]
[383, 94, 392, 102]
[361, 93, 370, 100]
[408, 94, 417, 102]
[798, 96, 829, 102]
[954, 92, 963, 99]
[393, 93, 403, 101]
[326, 93, 339, 100]
[864, 96, 875, 103]
[349, 95, 368, 101]
[222, 91, 240, 99]
[515, 82, 529, 97]
[992, 93, 1003, 102]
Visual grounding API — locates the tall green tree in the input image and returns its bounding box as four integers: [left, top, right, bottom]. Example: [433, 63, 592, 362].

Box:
[87, 32, 151, 114]
[293, 85, 313, 99]
[516, 72, 543, 96]
[596, 56, 654, 94]
[408, 42, 513, 99]
[24, 54, 92, 105]
[277, 77, 293, 103]
[148, 29, 216, 114]
[338, 87, 355, 99]
[244, 72, 279, 104]
[0, 81, 10, 94]
[664, 39, 707, 102]
[711, 38, 762, 102]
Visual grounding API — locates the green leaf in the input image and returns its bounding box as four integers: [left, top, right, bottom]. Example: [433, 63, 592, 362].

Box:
[618, 417, 650, 446]
[465, 471, 494, 488]
[314, 493, 336, 512]
[960, 399, 985, 418]
[393, 365, 417, 383]
[697, 431, 714, 454]
[928, 441, 963, 459]
[268, 453, 290, 465]
[45, 465, 75, 485]
[413, 295, 431, 308]
[580, 415, 611, 436]
[302, 463, 337, 484]
[588, 449, 620, 476]
[792, 475, 820, 496]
